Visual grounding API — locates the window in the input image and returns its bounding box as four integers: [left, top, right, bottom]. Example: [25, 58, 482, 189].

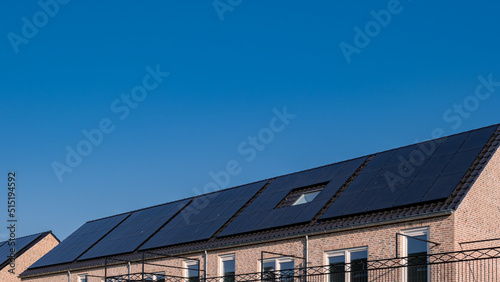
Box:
[261, 258, 295, 281]
[293, 191, 321, 206]
[402, 228, 429, 282]
[144, 272, 165, 282]
[185, 260, 200, 282]
[275, 183, 327, 208]
[155, 272, 166, 282]
[220, 254, 235, 282]
[78, 275, 88, 282]
[326, 248, 368, 282]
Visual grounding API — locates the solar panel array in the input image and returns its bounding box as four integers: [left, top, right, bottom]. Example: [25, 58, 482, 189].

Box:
[28, 125, 498, 269]
[30, 213, 130, 268]
[320, 125, 496, 219]
[218, 157, 366, 237]
[0, 233, 44, 266]
[80, 199, 191, 260]
[140, 181, 267, 250]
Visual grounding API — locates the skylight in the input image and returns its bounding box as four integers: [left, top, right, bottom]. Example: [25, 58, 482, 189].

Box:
[292, 191, 321, 206]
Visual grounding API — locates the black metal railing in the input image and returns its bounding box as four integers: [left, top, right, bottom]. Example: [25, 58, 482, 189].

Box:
[102, 246, 500, 282]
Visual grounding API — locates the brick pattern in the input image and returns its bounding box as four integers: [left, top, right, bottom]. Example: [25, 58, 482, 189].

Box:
[454, 144, 500, 249]
[1, 234, 58, 282]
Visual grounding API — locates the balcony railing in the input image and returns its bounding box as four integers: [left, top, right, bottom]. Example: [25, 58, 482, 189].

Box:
[101, 246, 500, 282]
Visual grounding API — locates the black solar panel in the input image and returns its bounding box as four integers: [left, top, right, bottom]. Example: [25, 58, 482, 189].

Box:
[392, 178, 436, 206]
[0, 233, 44, 266]
[342, 188, 383, 215]
[78, 199, 191, 260]
[293, 167, 326, 188]
[218, 158, 366, 236]
[459, 125, 497, 151]
[30, 214, 129, 268]
[413, 154, 452, 181]
[433, 133, 468, 157]
[319, 191, 358, 219]
[139, 181, 267, 250]
[421, 172, 464, 202]
[321, 125, 496, 220]
[366, 184, 405, 211]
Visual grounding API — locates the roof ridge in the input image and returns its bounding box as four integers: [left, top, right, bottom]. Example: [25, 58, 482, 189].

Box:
[0, 231, 51, 244]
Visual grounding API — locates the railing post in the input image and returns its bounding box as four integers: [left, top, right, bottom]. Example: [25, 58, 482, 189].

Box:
[260, 251, 264, 282]
[142, 252, 145, 281]
[198, 259, 201, 282]
[104, 258, 107, 282]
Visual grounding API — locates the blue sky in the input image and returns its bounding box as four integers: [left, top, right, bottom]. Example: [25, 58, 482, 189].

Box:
[1, 0, 500, 240]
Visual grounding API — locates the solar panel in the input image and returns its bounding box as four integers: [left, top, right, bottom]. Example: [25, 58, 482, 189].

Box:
[383, 144, 420, 167]
[366, 184, 406, 211]
[433, 133, 468, 157]
[321, 127, 496, 220]
[315, 177, 350, 200]
[30, 214, 130, 268]
[342, 188, 383, 215]
[257, 209, 287, 229]
[346, 171, 377, 194]
[217, 158, 366, 236]
[413, 154, 453, 181]
[421, 173, 464, 202]
[459, 125, 496, 151]
[366, 170, 392, 190]
[319, 191, 358, 219]
[139, 181, 267, 250]
[362, 151, 394, 173]
[392, 178, 436, 206]
[79, 199, 191, 260]
[293, 167, 326, 188]
[0, 240, 14, 263]
[440, 148, 483, 176]
[314, 163, 344, 183]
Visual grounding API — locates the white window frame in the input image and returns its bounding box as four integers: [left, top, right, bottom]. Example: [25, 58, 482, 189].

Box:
[78, 274, 88, 282]
[259, 256, 295, 271]
[185, 260, 200, 281]
[219, 254, 236, 277]
[143, 271, 165, 281]
[401, 227, 430, 282]
[325, 247, 368, 282]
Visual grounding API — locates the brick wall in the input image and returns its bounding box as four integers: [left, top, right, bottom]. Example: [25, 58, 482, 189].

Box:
[1, 233, 59, 282]
[454, 146, 500, 249]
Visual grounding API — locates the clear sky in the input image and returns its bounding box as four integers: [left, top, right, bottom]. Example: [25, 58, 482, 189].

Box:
[1, 0, 500, 240]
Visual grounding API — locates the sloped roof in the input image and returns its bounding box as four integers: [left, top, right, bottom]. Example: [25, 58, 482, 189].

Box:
[22, 124, 500, 277]
[0, 231, 58, 270]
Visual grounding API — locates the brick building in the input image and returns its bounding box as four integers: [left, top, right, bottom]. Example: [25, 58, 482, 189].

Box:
[21, 124, 500, 281]
[1, 231, 59, 282]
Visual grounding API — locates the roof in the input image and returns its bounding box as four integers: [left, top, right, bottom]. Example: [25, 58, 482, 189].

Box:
[21, 124, 500, 278]
[0, 231, 58, 270]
